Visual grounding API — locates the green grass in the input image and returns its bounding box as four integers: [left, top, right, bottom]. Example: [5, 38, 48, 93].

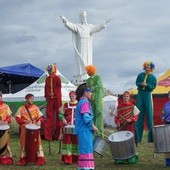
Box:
[0, 129, 167, 170]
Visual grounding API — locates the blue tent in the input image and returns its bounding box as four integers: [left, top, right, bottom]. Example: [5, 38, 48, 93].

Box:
[0, 63, 44, 77]
[0, 63, 44, 93]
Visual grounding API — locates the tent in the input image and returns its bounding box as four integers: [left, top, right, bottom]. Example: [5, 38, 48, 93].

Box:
[129, 69, 170, 125]
[103, 95, 118, 127]
[0, 63, 44, 93]
[3, 70, 76, 113]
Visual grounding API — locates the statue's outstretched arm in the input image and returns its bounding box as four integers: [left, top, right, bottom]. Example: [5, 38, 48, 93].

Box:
[60, 15, 67, 23]
[105, 18, 111, 24]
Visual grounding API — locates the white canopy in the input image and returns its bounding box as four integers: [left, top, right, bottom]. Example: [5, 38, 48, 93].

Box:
[3, 71, 77, 102]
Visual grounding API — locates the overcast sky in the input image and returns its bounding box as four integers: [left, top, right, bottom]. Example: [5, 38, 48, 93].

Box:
[0, 0, 170, 94]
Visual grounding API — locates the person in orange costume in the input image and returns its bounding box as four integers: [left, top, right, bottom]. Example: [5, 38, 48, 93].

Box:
[0, 91, 13, 165]
[44, 64, 62, 141]
[15, 93, 45, 166]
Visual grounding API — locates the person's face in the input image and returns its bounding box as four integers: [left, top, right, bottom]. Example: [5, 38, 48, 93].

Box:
[27, 96, 34, 104]
[145, 66, 151, 73]
[123, 95, 130, 102]
[69, 94, 77, 102]
[84, 91, 92, 99]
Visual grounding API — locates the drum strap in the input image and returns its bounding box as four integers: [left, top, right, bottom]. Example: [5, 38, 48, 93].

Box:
[25, 106, 33, 122]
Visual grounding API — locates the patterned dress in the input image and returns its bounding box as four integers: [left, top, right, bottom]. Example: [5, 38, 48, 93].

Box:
[61, 102, 78, 164]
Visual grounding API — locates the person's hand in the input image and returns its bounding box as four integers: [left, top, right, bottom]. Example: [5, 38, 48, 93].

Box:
[0, 120, 7, 125]
[63, 118, 67, 125]
[24, 120, 31, 124]
[60, 15, 67, 23]
[105, 18, 111, 24]
[92, 124, 98, 133]
[141, 82, 147, 87]
[126, 119, 131, 123]
[36, 121, 41, 126]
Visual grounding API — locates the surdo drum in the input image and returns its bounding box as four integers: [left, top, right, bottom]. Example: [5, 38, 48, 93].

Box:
[108, 131, 136, 159]
[0, 125, 10, 156]
[25, 124, 40, 163]
[152, 125, 170, 153]
[63, 125, 75, 135]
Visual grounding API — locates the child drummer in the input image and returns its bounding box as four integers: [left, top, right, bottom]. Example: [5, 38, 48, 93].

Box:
[0, 91, 13, 165]
[59, 91, 78, 165]
[112, 91, 140, 164]
[15, 93, 45, 166]
[162, 91, 170, 167]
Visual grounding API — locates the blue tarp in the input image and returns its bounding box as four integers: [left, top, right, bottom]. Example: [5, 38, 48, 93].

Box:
[0, 63, 44, 77]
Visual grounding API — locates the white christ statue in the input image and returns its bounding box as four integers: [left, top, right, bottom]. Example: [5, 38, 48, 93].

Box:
[60, 11, 111, 85]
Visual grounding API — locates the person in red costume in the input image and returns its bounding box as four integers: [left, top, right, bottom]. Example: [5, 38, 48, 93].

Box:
[59, 91, 78, 165]
[15, 93, 45, 166]
[0, 91, 13, 165]
[44, 64, 62, 141]
[112, 91, 139, 164]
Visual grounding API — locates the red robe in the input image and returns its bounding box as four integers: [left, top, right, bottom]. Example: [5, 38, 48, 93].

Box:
[115, 102, 138, 134]
[44, 74, 62, 140]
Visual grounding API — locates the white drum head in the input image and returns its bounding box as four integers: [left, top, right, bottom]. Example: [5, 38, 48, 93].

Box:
[0, 124, 10, 130]
[25, 124, 40, 130]
[65, 125, 75, 128]
[108, 131, 133, 142]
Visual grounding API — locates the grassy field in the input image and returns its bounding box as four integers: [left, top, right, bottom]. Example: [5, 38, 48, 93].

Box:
[0, 128, 167, 170]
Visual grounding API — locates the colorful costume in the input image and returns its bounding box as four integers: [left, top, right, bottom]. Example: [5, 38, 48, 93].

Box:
[15, 103, 45, 165]
[135, 61, 157, 143]
[61, 102, 78, 164]
[162, 98, 170, 166]
[75, 97, 95, 170]
[0, 101, 13, 165]
[44, 64, 62, 141]
[114, 97, 139, 164]
[86, 65, 104, 136]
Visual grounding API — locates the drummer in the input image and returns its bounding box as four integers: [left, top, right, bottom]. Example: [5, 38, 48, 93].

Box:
[59, 91, 78, 165]
[112, 91, 140, 164]
[162, 91, 170, 167]
[0, 91, 13, 165]
[15, 93, 45, 166]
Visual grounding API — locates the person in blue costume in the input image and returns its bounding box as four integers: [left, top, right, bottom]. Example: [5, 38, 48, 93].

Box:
[75, 83, 98, 170]
[162, 91, 170, 167]
[135, 61, 157, 144]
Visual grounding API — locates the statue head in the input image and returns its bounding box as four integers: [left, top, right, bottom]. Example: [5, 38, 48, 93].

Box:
[79, 11, 87, 24]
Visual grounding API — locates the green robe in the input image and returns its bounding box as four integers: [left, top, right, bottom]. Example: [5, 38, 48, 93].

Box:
[86, 74, 104, 136]
[135, 72, 157, 143]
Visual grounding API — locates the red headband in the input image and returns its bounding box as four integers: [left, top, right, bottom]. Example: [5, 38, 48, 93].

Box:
[25, 94, 34, 100]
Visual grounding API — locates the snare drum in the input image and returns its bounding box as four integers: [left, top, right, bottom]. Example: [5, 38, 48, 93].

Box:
[108, 131, 136, 159]
[0, 125, 10, 156]
[25, 124, 40, 163]
[63, 125, 75, 135]
[93, 135, 109, 156]
[152, 125, 170, 153]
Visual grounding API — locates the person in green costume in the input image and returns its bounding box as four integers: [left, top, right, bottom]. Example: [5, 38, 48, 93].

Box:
[85, 65, 104, 136]
[135, 61, 157, 143]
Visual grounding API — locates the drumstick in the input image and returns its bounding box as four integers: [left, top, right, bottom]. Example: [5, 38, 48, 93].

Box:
[97, 131, 109, 139]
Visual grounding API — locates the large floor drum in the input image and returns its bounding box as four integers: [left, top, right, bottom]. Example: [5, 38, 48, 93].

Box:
[108, 130, 136, 160]
[152, 125, 170, 153]
[63, 125, 75, 135]
[25, 124, 40, 163]
[0, 125, 10, 156]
